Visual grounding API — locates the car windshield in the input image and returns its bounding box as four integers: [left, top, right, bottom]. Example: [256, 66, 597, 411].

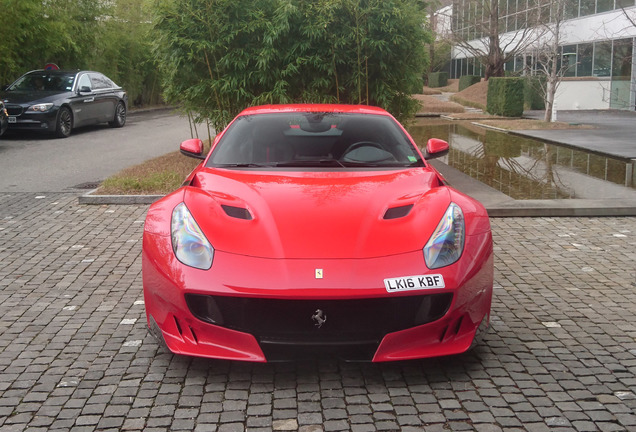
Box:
[207, 112, 424, 168]
[8, 72, 75, 92]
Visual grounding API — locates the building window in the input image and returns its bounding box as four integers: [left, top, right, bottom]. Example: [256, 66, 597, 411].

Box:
[597, 0, 613, 13]
[612, 38, 633, 79]
[577, 43, 594, 77]
[562, 45, 577, 76]
[593, 41, 612, 77]
[615, 0, 635, 8]
[564, 0, 579, 19]
[579, 0, 595, 16]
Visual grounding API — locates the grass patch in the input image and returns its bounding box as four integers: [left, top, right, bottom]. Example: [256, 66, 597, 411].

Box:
[420, 79, 459, 94]
[449, 95, 486, 111]
[450, 80, 488, 111]
[413, 94, 465, 113]
[96, 150, 202, 195]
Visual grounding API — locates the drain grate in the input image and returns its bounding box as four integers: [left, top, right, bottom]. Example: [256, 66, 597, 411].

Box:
[73, 181, 102, 190]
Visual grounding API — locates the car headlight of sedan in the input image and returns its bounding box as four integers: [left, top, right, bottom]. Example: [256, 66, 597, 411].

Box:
[171, 202, 214, 270]
[28, 103, 54, 112]
[424, 202, 465, 269]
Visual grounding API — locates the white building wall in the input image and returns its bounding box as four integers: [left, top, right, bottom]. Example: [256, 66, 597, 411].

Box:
[451, 8, 636, 59]
[555, 80, 612, 109]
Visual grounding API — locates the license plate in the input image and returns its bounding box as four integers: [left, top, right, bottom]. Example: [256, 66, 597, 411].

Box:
[384, 274, 445, 293]
[8, 116, 16, 123]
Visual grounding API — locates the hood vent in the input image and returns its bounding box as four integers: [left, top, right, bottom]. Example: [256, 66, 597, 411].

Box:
[221, 205, 253, 220]
[383, 204, 414, 220]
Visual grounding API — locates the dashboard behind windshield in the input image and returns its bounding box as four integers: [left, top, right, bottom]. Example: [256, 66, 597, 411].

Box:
[207, 112, 424, 169]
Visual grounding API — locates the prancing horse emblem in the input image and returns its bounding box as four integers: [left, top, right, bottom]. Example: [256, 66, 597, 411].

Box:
[312, 309, 327, 328]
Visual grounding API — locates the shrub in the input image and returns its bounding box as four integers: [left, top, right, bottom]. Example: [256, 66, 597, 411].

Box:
[523, 77, 545, 110]
[458, 75, 481, 91]
[152, 0, 431, 131]
[428, 72, 448, 88]
[487, 77, 524, 117]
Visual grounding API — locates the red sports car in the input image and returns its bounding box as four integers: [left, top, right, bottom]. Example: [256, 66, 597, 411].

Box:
[143, 104, 493, 362]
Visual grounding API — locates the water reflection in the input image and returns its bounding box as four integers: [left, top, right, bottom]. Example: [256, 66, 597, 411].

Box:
[408, 119, 636, 200]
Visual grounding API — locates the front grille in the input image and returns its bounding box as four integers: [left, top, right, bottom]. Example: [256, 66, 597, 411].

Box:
[186, 293, 453, 346]
[5, 105, 23, 116]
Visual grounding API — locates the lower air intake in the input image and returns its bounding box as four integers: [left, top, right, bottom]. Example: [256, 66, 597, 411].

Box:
[186, 293, 453, 349]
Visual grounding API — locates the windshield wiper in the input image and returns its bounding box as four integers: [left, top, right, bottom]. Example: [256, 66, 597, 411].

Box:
[340, 160, 421, 168]
[214, 163, 276, 168]
[274, 159, 346, 168]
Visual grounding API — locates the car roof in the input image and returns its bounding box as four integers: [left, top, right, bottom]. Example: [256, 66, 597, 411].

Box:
[26, 69, 106, 76]
[238, 104, 393, 117]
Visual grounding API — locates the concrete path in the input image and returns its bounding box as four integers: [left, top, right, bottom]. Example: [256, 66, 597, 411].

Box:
[521, 110, 636, 160]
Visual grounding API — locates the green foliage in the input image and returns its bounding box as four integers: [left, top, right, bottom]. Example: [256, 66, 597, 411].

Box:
[91, 0, 161, 105]
[152, 0, 431, 130]
[0, 0, 160, 105]
[429, 41, 452, 74]
[428, 72, 448, 88]
[523, 76, 546, 110]
[0, 0, 108, 83]
[487, 77, 524, 117]
[458, 75, 481, 91]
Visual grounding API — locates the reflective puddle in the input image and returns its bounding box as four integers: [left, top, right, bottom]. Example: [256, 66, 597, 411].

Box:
[408, 119, 636, 200]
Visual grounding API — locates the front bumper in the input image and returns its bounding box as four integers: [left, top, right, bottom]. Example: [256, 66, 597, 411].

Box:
[5, 105, 58, 132]
[142, 230, 493, 362]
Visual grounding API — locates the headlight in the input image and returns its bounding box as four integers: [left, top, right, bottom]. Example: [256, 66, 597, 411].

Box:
[171, 202, 214, 270]
[424, 202, 465, 269]
[28, 103, 54, 112]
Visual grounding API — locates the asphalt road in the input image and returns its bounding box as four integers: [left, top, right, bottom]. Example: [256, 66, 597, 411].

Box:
[0, 109, 192, 193]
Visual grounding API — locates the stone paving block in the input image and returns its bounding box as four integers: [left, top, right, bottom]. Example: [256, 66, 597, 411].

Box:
[1, 195, 636, 431]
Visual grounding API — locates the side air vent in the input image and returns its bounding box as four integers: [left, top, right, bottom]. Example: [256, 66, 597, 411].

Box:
[221, 205, 253, 220]
[383, 204, 414, 220]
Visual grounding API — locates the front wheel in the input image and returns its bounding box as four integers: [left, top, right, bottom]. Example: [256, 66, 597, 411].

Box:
[55, 107, 73, 138]
[109, 102, 126, 128]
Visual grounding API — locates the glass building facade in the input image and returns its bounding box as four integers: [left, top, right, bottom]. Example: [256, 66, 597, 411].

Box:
[449, 0, 635, 85]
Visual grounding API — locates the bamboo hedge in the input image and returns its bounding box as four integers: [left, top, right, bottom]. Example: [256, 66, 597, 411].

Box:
[152, 0, 431, 131]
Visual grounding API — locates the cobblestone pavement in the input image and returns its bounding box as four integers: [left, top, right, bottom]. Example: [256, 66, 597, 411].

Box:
[1, 192, 635, 432]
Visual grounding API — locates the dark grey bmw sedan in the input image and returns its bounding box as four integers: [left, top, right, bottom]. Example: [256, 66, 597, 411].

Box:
[1, 70, 127, 138]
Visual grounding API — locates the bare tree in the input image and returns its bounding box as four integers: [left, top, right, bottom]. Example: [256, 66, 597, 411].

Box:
[620, 5, 636, 28]
[447, 0, 547, 79]
[531, 0, 586, 121]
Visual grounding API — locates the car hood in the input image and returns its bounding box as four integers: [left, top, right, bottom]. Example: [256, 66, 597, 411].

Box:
[182, 168, 453, 259]
[1, 90, 69, 105]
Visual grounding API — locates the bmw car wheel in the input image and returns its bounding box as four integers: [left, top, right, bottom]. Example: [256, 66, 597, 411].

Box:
[55, 107, 73, 138]
[109, 102, 126, 128]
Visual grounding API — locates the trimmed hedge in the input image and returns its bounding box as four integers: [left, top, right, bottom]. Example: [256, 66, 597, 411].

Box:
[428, 72, 448, 88]
[523, 77, 545, 110]
[458, 75, 481, 91]
[487, 77, 524, 117]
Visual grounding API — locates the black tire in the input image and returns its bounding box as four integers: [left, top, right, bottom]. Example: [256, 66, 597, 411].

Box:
[55, 107, 73, 138]
[109, 101, 126, 128]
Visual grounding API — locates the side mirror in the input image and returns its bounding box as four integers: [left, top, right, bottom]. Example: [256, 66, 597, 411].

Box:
[79, 86, 92, 94]
[425, 138, 449, 160]
[180, 138, 206, 160]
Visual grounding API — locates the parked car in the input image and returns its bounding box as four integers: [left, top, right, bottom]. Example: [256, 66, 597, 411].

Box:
[0, 101, 7, 137]
[142, 104, 494, 362]
[0, 70, 127, 138]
